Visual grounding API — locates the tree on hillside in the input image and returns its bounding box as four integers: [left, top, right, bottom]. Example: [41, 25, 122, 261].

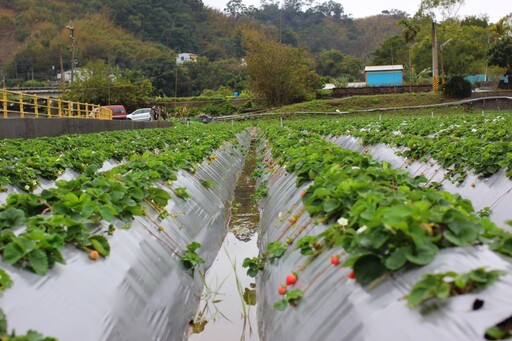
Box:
[488, 36, 512, 72]
[64, 60, 151, 111]
[398, 17, 420, 87]
[461, 15, 488, 28]
[417, 0, 466, 21]
[370, 35, 408, 66]
[245, 37, 320, 106]
[490, 17, 511, 42]
[315, 50, 345, 77]
[315, 50, 363, 81]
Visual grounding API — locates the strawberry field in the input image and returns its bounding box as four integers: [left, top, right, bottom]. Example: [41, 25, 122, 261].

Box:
[0, 112, 511, 340]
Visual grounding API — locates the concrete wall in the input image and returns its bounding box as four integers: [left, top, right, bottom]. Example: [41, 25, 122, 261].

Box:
[332, 85, 432, 97]
[0, 118, 173, 140]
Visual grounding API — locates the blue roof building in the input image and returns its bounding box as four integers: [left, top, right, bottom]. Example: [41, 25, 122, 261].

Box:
[364, 65, 404, 87]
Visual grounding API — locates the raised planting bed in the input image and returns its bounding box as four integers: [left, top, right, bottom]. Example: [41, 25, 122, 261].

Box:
[0, 123, 251, 340]
[250, 123, 512, 340]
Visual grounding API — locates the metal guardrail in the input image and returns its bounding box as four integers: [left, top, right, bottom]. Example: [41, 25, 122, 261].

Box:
[1, 88, 111, 120]
[215, 96, 512, 121]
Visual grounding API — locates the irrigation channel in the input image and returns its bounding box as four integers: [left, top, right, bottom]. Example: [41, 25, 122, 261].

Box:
[189, 130, 260, 341]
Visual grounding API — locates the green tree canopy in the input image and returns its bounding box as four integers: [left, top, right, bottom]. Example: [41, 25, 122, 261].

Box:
[245, 37, 320, 106]
[370, 35, 408, 66]
[488, 36, 512, 71]
[64, 60, 152, 111]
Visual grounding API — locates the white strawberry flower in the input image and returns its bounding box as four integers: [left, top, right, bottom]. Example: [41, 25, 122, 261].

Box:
[357, 225, 368, 234]
[337, 217, 348, 227]
[24, 185, 30, 191]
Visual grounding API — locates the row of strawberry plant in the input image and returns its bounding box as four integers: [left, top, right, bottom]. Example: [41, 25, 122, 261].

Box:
[0, 125, 217, 191]
[285, 113, 512, 181]
[0, 122, 246, 287]
[256, 123, 511, 309]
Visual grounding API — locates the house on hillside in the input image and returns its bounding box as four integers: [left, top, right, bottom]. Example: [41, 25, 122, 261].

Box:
[364, 65, 403, 86]
[176, 53, 198, 64]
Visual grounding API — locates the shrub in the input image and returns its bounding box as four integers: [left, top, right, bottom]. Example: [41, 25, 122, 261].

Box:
[444, 76, 472, 98]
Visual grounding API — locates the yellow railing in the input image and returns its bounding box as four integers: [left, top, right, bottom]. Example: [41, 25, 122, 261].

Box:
[1, 89, 112, 120]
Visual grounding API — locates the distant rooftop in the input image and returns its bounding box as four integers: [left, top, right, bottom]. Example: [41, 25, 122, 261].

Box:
[365, 65, 404, 72]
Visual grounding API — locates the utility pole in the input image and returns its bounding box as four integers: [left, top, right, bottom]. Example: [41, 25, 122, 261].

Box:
[174, 60, 178, 114]
[432, 21, 439, 91]
[59, 46, 65, 88]
[66, 25, 75, 83]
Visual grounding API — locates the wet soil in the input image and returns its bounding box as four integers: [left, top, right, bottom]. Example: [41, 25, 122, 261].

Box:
[189, 133, 260, 341]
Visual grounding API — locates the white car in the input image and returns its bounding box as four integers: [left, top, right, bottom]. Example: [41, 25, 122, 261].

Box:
[126, 108, 151, 121]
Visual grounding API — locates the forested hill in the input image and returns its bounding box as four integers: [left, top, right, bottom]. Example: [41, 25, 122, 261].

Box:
[0, 0, 404, 81]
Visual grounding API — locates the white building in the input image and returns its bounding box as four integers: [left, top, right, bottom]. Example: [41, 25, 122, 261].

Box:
[56, 68, 87, 83]
[176, 53, 198, 64]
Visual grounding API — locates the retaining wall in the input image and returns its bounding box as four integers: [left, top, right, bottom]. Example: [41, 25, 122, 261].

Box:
[0, 118, 173, 140]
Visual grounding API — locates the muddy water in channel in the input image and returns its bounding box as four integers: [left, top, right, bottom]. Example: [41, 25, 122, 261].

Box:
[189, 136, 260, 341]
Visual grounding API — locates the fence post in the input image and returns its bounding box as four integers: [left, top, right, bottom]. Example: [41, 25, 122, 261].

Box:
[2, 89, 7, 118]
[34, 95, 39, 118]
[67, 101, 72, 117]
[47, 98, 52, 118]
[19, 92, 24, 118]
[58, 99, 62, 117]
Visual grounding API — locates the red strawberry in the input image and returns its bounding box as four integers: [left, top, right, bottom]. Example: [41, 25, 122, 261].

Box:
[288, 216, 297, 224]
[300, 190, 307, 198]
[348, 270, 356, 279]
[331, 255, 340, 265]
[278, 285, 287, 295]
[286, 273, 297, 286]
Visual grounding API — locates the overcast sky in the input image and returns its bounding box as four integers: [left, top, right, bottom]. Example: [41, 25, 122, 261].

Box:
[202, 0, 510, 23]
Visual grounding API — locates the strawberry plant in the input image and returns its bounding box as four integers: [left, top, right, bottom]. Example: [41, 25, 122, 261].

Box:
[405, 268, 505, 308]
[0, 122, 247, 280]
[199, 179, 215, 188]
[174, 187, 190, 200]
[273, 288, 304, 310]
[485, 315, 512, 340]
[258, 122, 512, 288]
[0, 269, 12, 291]
[251, 180, 268, 201]
[242, 256, 265, 278]
[0, 308, 56, 341]
[180, 241, 205, 277]
[266, 241, 288, 264]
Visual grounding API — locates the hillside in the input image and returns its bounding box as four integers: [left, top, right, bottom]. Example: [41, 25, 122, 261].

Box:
[0, 0, 403, 85]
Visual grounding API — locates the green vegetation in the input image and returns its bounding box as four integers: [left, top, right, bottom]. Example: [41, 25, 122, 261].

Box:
[276, 92, 449, 113]
[444, 75, 472, 98]
[0, 122, 245, 279]
[0, 308, 56, 341]
[180, 242, 205, 277]
[2, 0, 509, 107]
[285, 114, 512, 180]
[245, 36, 320, 106]
[405, 268, 505, 308]
[254, 118, 512, 311]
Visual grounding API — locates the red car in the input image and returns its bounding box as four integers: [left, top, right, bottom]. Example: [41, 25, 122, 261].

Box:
[105, 105, 127, 119]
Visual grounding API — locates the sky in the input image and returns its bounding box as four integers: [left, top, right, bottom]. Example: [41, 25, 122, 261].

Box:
[202, 0, 510, 24]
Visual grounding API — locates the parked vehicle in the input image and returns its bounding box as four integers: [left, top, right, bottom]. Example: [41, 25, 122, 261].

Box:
[105, 105, 127, 120]
[126, 108, 151, 121]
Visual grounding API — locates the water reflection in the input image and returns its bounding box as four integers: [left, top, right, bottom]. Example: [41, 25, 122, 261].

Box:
[189, 136, 260, 341]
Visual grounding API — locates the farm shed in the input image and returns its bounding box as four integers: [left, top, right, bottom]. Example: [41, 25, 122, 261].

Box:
[364, 65, 403, 86]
